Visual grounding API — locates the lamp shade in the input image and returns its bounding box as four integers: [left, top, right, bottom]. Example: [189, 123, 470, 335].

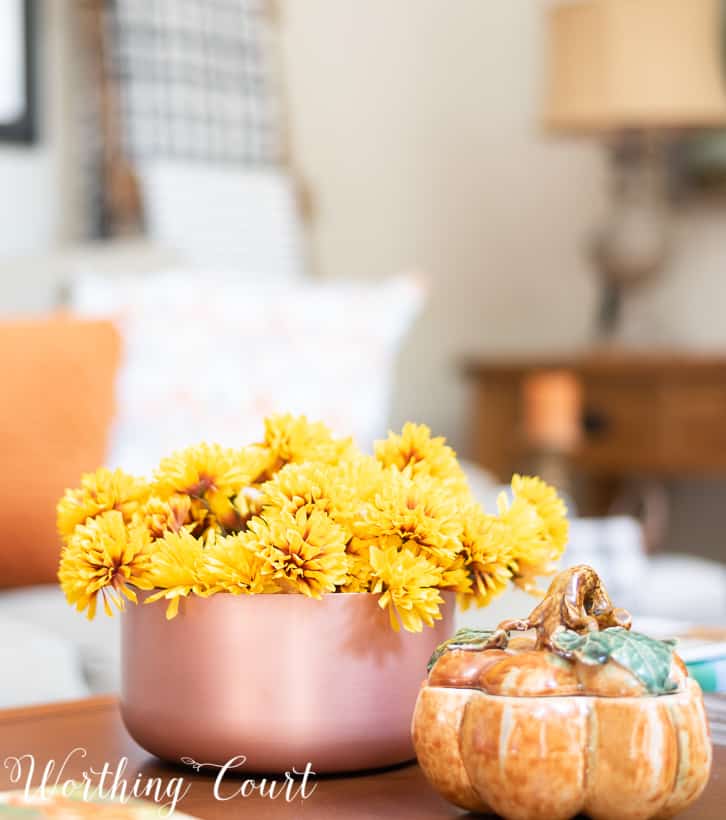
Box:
[543, 0, 726, 133]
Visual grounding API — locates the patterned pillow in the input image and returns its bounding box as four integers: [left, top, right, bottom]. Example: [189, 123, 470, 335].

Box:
[72, 272, 424, 474]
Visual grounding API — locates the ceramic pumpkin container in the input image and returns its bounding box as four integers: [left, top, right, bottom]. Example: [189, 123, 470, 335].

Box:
[412, 565, 712, 820]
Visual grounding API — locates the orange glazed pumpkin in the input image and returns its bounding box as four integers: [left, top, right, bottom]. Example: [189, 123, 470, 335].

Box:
[412, 566, 712, 820]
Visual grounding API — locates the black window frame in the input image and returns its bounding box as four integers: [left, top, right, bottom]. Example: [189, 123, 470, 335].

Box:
[0, 0, 36, 144]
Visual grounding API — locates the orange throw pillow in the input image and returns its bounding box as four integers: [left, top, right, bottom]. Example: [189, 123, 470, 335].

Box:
[0, 317, 121, 588]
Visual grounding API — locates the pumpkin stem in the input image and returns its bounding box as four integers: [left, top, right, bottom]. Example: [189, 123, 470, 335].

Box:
[495, 565, 632, 654]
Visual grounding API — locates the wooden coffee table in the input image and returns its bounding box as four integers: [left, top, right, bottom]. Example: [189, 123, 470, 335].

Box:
[0, 697, 724, 819]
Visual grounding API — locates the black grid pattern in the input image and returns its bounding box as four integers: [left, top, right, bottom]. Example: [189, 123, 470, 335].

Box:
[105, 0, 281, 165]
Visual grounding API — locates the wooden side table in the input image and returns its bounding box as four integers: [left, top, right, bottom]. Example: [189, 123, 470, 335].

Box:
[463, 351, 726, 515]
[0, 698, 456, 819]
[0, 696, 723, 818]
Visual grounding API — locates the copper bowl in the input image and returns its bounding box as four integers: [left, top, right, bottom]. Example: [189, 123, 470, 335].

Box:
[120, 591, 453, 773]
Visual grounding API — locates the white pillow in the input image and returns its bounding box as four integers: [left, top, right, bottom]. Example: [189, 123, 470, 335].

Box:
[72, 272, 424, 474]
[141, 162, 305, 279]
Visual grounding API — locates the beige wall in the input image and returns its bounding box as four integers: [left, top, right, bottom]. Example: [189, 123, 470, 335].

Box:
[279, 0, 607, 451]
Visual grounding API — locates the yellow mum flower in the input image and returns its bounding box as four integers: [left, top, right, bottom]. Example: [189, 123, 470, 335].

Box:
[57, 468, 147, 541]
[58, 510, 152, 619]
[457, 505, 514, 610]
[340, 541, 374, 593]
[499, 475, 569, 594]
[375, 423, 469, 496]
[328, 455, 385, 530]
[369, 546, 444, 632]
[260, 461, 339, 517]
[511, 474, 568, 549]
[353, 469, 462, 566]
[154, 443, 265, 499]
[199, 532, 279, 595]
[153, 444, 270, 534]
[249, 508, 348, 597]
[261, 414, 353, 475]
[135, 494, 195, 539]
[259, 459, 370, 537]
[145, 529, 207, 619]
[438, 554, 473, 598]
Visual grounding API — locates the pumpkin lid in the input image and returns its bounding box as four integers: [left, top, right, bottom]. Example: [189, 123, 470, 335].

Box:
[427, 565, 688, 698]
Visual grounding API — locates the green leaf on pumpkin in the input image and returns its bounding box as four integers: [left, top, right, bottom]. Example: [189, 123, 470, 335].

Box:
[552, 627, 679, 695]
[427, 628, 496, 673]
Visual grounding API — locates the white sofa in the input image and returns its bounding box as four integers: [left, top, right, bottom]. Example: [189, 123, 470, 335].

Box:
[0, 586, 120, 707]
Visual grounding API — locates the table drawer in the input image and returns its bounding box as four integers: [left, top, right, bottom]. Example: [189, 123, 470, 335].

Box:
[578, 382, 661, 471]
[660, 385, 726, 471]
[578, 381, 726, 473]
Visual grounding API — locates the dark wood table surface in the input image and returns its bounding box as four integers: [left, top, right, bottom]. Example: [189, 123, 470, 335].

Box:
[0, 697, 724, 819]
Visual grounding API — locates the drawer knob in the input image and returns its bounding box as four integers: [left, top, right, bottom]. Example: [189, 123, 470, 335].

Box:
[582, 408, 609, 437]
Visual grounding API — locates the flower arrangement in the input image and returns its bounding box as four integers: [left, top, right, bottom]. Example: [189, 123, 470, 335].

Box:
[57, 415, 568, 632]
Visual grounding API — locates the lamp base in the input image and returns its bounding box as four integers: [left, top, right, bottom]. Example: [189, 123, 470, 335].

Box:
[590, 135, 672, 339]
